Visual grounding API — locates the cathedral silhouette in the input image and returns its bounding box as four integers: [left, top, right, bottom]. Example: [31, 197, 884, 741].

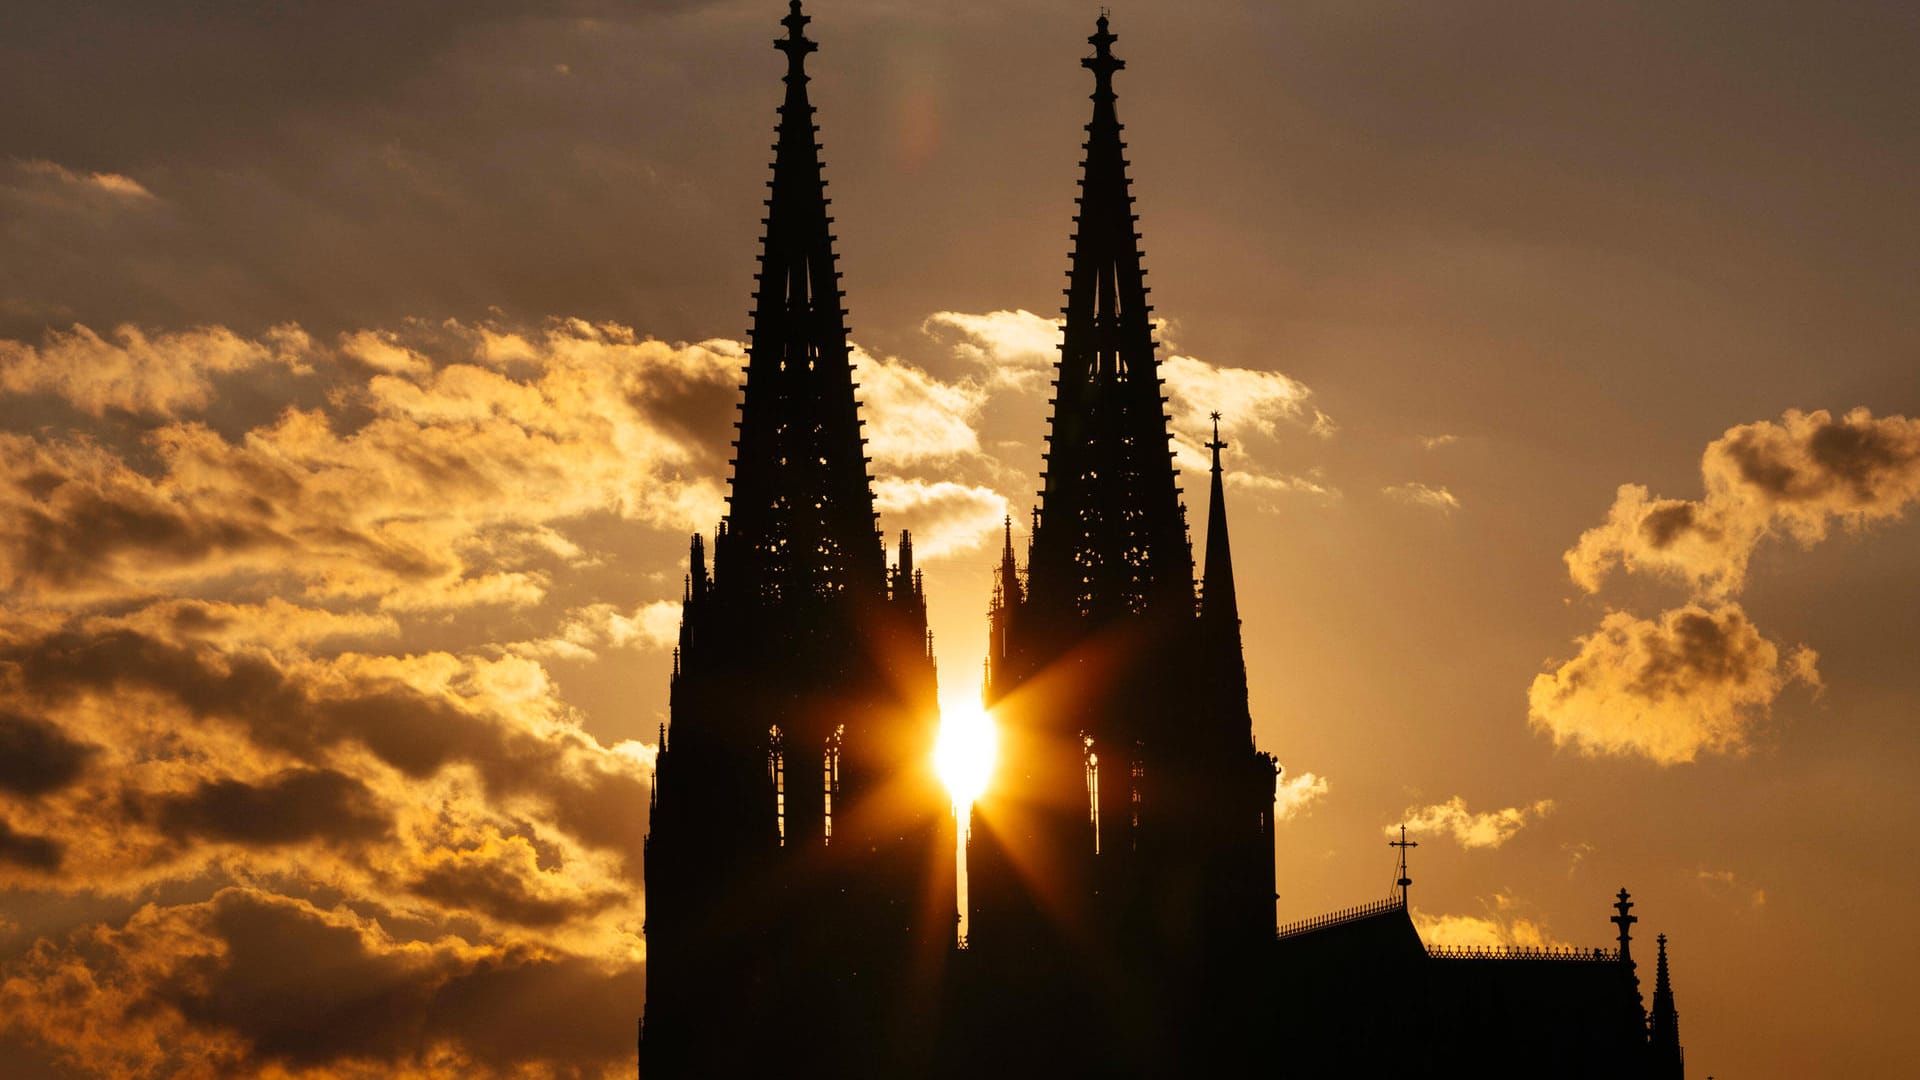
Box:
[641, 5, 1687, 1077]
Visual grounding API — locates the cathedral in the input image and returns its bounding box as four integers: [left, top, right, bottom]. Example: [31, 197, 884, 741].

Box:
[641, 5, 1687, 1077]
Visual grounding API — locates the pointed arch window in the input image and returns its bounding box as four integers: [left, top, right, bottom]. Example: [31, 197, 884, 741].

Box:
[768, 725, 786, 847]
[1130, 751, 1145, 846]
[823, 725, 844, 845]
[1084, 736, 1101, 855]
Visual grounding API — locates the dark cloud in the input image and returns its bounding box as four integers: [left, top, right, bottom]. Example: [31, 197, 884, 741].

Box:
[408, 853, 620, 928]
[0, 819, 63, 871]
[0, 2, 664, 156]
[0, 711, 96, 796]
[0, 624, 648, 872]
[0, 887, 645, 1076]
[175, 889, 449, 1067]
[152, 768, 389, 849]
[431, 950, 648, 1067]
[1, 437, 290, 596]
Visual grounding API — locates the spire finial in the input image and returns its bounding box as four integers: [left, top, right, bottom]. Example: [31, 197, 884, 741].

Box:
[1207, 411, 1227, 475]
[776, 1, 817, 76]
[1611, 887, 1638, 956]
[1083, 11, 1124, 96]
[1389, 823, 1418, 906]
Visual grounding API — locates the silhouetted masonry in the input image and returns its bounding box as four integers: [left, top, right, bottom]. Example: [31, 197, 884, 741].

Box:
[641, 6, 1686, 1078]
[639, 3, 952, 1075]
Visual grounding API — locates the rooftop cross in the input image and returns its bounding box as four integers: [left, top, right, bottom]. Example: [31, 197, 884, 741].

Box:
[1389, 823, 1419, 906]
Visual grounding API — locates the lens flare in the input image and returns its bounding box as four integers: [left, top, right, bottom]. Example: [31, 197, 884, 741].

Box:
[934, 696, 997, 809]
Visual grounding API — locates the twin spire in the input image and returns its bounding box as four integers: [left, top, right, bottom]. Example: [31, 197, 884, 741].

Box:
[726, 0, 882, 608]
[736, 3, 1248, 634]
[1030, 12, 1196, 624]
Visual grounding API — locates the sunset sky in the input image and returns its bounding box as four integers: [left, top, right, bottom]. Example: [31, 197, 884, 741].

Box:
[2, 1, 1917, 1076]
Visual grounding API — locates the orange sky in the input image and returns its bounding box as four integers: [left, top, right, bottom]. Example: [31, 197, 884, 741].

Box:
[1, 2, 1917, 1077]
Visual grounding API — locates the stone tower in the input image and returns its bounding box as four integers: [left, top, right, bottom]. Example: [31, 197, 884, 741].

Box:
[640, 4, 952, 1075]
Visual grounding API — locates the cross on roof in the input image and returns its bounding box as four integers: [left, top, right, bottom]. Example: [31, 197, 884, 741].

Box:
[1389, 823, 1419, 906]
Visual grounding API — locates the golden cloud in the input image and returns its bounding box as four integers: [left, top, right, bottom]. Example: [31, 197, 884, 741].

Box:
[872, 478, 1009, 559]
[1415, 911, 1567, 949]
[0, 320, 750, 608]
[923, 308, 1061, 388]
[1542, 408, 1912, 764]
[1528, 603, 1820, 765]
[0, 323, 313, 418]
[1390, 796, 1552, 849]
[1568, 408, 1920, 597]
[851, 345, 987, 466]
[1382, 481, 1461, 513]
[1274, 770, 1329, 820]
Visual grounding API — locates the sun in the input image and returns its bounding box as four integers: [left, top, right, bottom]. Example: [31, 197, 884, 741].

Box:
[934, 694, 998, 810]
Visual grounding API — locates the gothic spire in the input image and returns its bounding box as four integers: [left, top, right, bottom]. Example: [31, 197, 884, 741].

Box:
[1201, 413, 1240, 630]
[1202, 411, 1251, 732]
[724, 0, 881, 608]
[1028, 13, 1190, 624]
[1648, 934, 1683, 1073]
[998, 515, 1021, 604]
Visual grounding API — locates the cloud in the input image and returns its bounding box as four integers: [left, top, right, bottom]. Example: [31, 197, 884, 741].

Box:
[1696, 867, 1768, 911]
[1420, 434, 1459, 450]
[0, 887, 645, 1079]
[0, 819, 63, 871]
[150, 768, 390, 849]
[924, 308, 1332, 513]
[1160, 353, 1319, 446]
[0, 319, 745, 608]
[0, 710, 98, 795]
[1226, 470, 1338, 501]
[1416, 891, 1572, 950]
[86, 597, 399, 655]
[1543, 408, 1911, 764]
[1382, 481, 1461, 512]
[924, 308, 1060, 388]
[507, 599, 681, 661]
[1568, 408, 1920, 597]
[0, 605, 652, 1074]
[873, 478, 1009, 559]
[1563, 841, 1595, 877]
[1390, 796, 1553, 849]
[0, 323, 313, 418]
[1529, 602, 1820, 764]
[1160, 355, 1331, 505]
[0, 619, 654, 899]
[338, 328, 433, 378]
[10, 159, 157, 202]
[1274, 770, 1329, 820]
[1415, 910, 1566, 949]
[852, 345, 987, 466]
